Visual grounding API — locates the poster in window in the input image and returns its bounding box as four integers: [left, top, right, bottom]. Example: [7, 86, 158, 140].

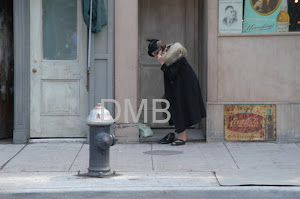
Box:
[243, 0, 283, 33]
[219, 0, 243, 33]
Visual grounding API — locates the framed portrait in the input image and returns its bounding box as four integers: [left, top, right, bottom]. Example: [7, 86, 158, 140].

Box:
[250, 0, 281, 16]
[219, 0, 243, 34]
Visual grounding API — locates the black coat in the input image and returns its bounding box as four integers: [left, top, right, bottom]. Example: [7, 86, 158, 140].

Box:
[161, 57, 206, 133]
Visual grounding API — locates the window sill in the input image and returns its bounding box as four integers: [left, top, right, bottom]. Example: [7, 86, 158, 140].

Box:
[218, 32, 300, 37]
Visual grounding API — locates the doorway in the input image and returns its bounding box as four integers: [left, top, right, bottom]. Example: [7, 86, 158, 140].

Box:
[138, 0, 206, 141]
[29, 0, 88, 138]
[0, 0, 14, 140]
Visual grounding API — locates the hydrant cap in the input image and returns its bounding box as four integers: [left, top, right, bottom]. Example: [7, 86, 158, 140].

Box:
[86, 104, 114, 125]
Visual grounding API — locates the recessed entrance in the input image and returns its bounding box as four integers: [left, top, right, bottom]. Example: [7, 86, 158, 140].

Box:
[138, 0, 207, 141]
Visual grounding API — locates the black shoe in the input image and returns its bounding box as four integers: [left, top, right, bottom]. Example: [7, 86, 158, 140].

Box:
[159, 132, 174, 143]
[171, 139, 186, 146]
[159, 132, 172, 143]
[159, 133, 175, 144]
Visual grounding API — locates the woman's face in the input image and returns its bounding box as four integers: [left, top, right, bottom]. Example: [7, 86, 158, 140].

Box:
[152, 40, 166, 57]
[151, 49, 161, 57]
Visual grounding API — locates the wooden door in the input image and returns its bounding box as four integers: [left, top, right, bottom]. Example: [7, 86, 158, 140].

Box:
[138, 0, 198, 128]
[30, 0, 88, 138]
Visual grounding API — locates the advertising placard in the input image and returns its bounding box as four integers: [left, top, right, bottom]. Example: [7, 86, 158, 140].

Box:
[243, 0, 282, 33]
[219, 0, 243, 33]
[225, 105, 276, 141]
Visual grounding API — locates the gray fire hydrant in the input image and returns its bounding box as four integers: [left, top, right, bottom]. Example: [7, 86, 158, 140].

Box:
[86, 104, 117, 177]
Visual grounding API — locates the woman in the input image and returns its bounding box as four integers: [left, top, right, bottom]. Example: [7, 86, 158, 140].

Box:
[147, 39, 206, 146]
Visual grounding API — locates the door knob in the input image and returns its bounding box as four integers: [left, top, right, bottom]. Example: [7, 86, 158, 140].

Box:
[32, 68, 37, 73]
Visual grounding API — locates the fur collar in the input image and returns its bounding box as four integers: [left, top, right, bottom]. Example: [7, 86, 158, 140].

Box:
[162, 42, 187, 66]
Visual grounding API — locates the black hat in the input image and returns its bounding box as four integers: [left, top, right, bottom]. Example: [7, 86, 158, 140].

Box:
[147, 39, 159, 57]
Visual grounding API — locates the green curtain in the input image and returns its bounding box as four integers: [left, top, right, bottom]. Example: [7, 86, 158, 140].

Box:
[82, 0, 107, 33]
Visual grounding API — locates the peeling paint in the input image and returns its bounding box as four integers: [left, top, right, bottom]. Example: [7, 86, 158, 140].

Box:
[0, 0, 14, 139]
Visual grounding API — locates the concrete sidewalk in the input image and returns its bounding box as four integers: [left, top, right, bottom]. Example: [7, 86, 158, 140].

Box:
[1, 140, 300, 198]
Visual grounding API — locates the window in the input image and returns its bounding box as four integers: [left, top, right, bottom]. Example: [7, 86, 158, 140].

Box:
[43, 0, 77, 60]
[219, 0, 300, 34]
[289, 0, 300, 31]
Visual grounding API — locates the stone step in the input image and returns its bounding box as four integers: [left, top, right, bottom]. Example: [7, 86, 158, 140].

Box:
[139, 128, 206, 143]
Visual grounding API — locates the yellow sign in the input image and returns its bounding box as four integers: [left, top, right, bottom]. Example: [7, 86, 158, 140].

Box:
[224, 105, 276, 141]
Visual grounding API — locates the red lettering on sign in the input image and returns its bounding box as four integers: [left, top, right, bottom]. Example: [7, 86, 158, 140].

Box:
[227, 113, 263, 133]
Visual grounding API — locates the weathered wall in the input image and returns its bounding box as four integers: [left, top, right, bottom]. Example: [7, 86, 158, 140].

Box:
[206, 0, 300, 142]
[218, 36, 300, 102]
[0, 0, 14, 139]
[115, 0, 139, 143]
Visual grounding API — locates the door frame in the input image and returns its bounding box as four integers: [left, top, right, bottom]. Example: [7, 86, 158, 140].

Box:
[13, 0, 115, 143]
[13, 0, 30, 143]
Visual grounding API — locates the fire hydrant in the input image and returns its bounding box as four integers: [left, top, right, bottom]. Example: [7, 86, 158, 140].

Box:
[86, 104, 117, 177]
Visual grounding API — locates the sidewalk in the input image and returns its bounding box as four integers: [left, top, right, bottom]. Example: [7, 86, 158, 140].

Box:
[1, 139, 300, 198]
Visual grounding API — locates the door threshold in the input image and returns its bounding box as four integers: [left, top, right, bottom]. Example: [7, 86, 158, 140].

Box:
[139, 129, 206, 143]
[29, 138, 87, 144]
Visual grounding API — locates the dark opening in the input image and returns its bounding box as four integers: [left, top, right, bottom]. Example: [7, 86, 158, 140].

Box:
[0, 0, 14, 140]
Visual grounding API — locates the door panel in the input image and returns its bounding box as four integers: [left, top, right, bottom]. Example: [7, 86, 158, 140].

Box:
[139, 0, 198, 128]
[89, 0, 114, 116]
[42, 0, 78, 60]
[40, 79, 79, 115]
[30, 0, 88, 138]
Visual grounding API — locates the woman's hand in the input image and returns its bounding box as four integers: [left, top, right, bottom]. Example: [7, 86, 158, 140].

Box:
[156, 54, 164, 65]
[155, 48, 167, 65]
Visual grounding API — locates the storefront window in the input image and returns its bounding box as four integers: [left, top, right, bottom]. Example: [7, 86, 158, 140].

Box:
[219, 0, 300, 34]
[289, 0, 300, 31]
[43, 0, 77, 60]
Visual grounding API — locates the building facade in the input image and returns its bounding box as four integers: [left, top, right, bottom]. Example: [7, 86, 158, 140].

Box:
[4, 0, 300, 143]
